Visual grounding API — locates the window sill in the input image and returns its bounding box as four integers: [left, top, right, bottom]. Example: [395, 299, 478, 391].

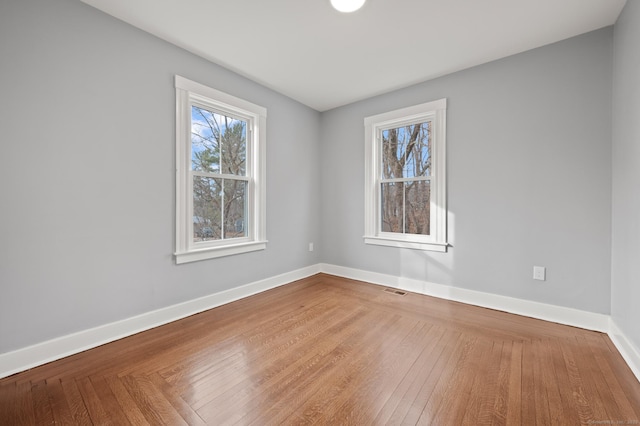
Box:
[175, 240, 267, 264]
[364, 236, 448, 253]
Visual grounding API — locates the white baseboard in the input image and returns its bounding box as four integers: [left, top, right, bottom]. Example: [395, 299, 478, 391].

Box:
[608, 319, 640, 381]
[319, 263, 640, 383]
[319, 263, 610, 332]
[0, 264, 321, 379]
[2, 262, 639, 385]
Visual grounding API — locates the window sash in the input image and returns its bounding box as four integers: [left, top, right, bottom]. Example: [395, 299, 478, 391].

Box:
[379, 176, 430, 183]
[379, 177, 431, 235]
[187, 104, 253, 251]
[379, 121, 432, 180]
[191, 171, 250, 181]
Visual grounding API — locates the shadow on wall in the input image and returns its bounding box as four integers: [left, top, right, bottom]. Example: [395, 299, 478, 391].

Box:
[397, 210, 455, 287]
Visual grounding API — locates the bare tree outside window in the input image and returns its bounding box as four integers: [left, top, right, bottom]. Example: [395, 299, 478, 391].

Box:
[380, 122, 431, 235]
[191, 106, 248, 242]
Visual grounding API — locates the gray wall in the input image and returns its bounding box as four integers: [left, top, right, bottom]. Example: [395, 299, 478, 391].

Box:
[320, 28, 613, 314]
[0, 0, 625, 357]
[612, 1, 640, 351]
[0, 0, 321, 353]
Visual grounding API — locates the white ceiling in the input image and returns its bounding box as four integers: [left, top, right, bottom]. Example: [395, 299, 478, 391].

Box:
[80, 0, 626, 111]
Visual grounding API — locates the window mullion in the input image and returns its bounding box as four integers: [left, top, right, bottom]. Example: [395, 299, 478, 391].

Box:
[220, 179, 225, 240]
[402, 182, 406, 234]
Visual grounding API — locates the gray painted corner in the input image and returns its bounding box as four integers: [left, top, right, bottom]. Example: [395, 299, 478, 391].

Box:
[612, 0, 640, 354]
[0, 0, 321, 353]
[320, 28, 613, 315]
[0, 0, 637, 359]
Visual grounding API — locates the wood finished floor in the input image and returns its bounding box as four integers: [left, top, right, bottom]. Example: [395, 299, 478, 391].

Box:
[1, 273, 639, 425]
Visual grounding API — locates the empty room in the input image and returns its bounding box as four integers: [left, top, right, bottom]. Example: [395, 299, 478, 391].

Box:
[1, 0, 640, 424]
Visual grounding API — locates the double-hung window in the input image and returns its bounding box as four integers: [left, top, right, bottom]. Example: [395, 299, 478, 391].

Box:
[364, 98, 447, 252]
[175, 76, 266, 264]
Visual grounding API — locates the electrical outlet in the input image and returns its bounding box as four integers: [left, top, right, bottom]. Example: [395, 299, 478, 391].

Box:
[308, 243, 314, 252]
[533, 266, 546, 281]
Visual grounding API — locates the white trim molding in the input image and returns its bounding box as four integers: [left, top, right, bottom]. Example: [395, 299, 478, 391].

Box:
[2, 263, 639, 385]
[318, 263, 640, 383]
[608, 319, 640, 381]
[319, 263, 610, 332]
[0, 265, 321, 379]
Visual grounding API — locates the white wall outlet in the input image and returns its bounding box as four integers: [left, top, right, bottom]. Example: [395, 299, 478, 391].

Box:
[308, 243, 314, 252]
[533, 266, 546, 281]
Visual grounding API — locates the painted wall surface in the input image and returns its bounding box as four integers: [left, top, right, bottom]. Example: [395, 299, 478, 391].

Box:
[0, 0, 622, 358]
[320, 28, 613, 314]
[0, 0, 321, 353]
[612, 0, 640, 352]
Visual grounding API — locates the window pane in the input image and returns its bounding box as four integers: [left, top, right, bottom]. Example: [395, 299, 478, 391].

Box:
[381, 122, 431, 179]
[191, 106, 247, 176]
[193, 176, 222, 241]
[381, 128, 405, 179]
[381, 182, 404, 233]
[223, 179, 247, 239]
[404, 122, 431, 178]
[192, 177, 247, 242]
[405, 180, 430, 235]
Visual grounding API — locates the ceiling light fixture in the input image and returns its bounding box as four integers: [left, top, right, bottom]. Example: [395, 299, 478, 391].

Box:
[330, 0, 366, 13]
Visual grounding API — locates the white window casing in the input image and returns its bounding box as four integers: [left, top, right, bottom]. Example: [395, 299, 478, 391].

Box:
[175, 75, 267, 264]
[364, 98, 447, 252]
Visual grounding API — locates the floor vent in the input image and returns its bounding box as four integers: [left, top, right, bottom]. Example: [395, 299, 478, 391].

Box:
[383, 288, 407, 296]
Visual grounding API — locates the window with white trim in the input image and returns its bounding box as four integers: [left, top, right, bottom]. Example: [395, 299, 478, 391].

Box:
[364, 99, 447, 252]
[175, 76, 266, 264]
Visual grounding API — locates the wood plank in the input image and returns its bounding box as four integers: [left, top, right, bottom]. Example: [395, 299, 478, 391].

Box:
[75, 376, 113, 424]
[583, 334, 640, 422]
[373, 324, 449, 424]
[560, 338, 598, 424]
[242, 313, 412, 425]
[148, 373, 206, 426]
[537, 338, 567, 425]
[547, 337, 581, 424]
[173, 299, 344, 401]
[461, 340, 504, 426]
[343, 323, 439, 423]
[30, 380, 55, 425]
[504, 341, 522, 426]
[306, 321, 428, 424]
[408, 334, 476, 424]
[14, 381, 36, 425]
[568, 335, 630, 424]
[194, 304, 363, 424]
[60, 377, 92, 425]
[429, 337, 494, 425]
[45, 378, 74, 425]
[0, 381, 17, 425]
[105, 375, 150, 426]
[89, 374, 135, 425]
[121, 375, 188, 426]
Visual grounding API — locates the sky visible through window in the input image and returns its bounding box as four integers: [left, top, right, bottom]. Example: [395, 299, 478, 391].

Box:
[191, 106, 247, 175]
[381, 122, 431, 179]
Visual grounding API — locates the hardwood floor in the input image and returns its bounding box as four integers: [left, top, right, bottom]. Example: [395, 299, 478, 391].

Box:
[1, 273, 639, 425]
